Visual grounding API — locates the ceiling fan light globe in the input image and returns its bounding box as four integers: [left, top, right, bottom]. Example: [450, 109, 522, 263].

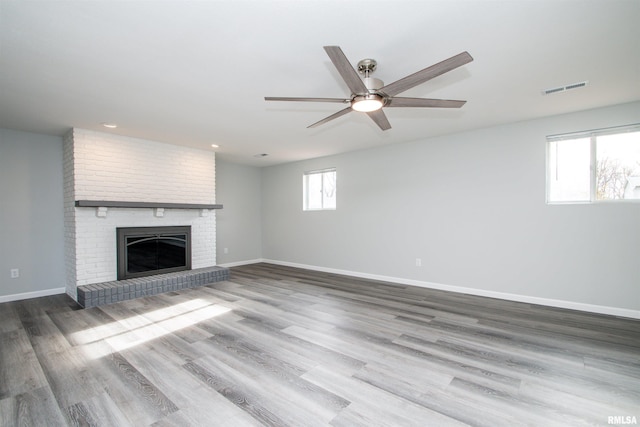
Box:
[351, 94, 384, 112]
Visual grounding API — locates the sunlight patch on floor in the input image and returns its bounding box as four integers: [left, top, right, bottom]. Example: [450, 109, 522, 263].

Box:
[73, 298, 231, 359]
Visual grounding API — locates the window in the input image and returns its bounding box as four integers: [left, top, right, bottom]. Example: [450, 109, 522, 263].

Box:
[547, 125, 640, 203]
[303, 168, 336, 210]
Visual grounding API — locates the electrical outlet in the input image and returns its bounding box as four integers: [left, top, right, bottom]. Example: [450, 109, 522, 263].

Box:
[10, 268, 19, 279]
[415, 258, 422, 267]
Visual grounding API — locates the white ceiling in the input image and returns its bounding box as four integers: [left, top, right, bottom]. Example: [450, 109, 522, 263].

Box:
[1, 0, 639, 166]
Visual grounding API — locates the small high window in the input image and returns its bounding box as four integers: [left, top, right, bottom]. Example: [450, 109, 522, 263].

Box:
[303, 168, 336, 210]
[547, 125, 640, 203]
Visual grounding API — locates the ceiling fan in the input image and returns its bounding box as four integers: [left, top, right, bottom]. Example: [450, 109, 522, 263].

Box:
[265, 46, 473, 131]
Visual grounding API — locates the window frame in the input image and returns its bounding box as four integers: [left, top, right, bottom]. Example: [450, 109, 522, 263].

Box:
[546, 124, 640, 204]
[303, 167, 337, 211]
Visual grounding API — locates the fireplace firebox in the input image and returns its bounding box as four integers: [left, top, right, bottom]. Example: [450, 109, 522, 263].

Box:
[117, 226, 191, 280]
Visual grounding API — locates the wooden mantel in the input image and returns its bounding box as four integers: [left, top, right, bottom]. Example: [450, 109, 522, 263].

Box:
[75, 200, 223, 210]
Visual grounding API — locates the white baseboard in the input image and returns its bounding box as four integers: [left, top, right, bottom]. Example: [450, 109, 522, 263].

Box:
[0, 287, 66, 304]
[218, 259, 264, 268]
[259, 259, 640, 320]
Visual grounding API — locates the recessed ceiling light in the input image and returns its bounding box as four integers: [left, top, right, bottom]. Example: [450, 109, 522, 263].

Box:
[254, 153, 269, 158]
[211, 144, 219, 148]
[101, 122, 117, 128]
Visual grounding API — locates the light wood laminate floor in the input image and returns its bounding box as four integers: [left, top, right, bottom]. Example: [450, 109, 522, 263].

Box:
[1, 263, 638, 426]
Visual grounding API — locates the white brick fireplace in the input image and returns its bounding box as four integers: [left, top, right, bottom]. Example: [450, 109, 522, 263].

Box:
[63, 128, 218, 301]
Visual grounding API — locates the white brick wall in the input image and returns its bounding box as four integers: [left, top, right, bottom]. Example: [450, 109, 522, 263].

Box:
[64, 129, 217, 299]
[72, 128, 215, 204]
[63, 131, 77, 299]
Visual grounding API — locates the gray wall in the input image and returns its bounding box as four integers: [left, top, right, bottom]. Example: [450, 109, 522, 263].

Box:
[215, 159, 262, 265]
[0, 128, 66, 299]
[261, 102, 640, 312]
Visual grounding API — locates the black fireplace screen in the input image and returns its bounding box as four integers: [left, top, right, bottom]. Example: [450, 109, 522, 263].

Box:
[117, 226, 191, 280]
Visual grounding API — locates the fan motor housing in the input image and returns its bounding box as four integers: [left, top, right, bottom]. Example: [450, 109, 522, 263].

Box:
[364, 77, 384, 92]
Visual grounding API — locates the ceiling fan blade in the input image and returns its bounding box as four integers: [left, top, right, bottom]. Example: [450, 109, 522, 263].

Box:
[380, 51, 473, 97]
[324, 46, 368, 95]
[366, 109, 391, 131]
[265, 96, 349, 103]
[387, 97, 467, 108]
[307, 107, 352, 128]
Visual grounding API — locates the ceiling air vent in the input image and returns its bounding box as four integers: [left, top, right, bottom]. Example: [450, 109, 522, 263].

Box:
[542, 81, 589, 95]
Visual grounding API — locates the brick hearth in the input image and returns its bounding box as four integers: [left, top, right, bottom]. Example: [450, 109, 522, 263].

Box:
[77, 266, 229, 308]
